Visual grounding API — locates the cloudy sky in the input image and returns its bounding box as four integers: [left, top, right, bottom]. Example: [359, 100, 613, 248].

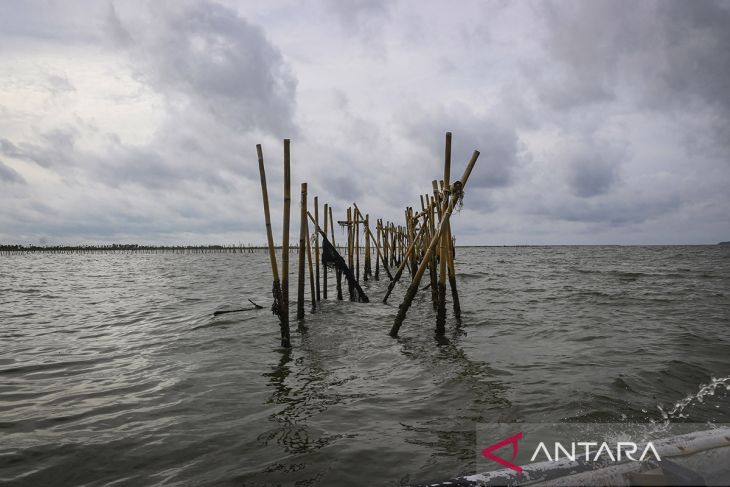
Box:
[1, 0, 728, 245]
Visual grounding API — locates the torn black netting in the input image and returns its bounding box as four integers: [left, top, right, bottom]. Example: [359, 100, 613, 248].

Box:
[271, 280, 283, 317]
[319, 230, 369, 303]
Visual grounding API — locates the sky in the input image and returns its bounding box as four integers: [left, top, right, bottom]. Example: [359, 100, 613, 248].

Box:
[0, 0, 728, 245]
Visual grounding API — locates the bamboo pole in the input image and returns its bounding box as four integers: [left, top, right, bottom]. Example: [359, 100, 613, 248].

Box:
[375, 221, 381, 280]
[256, 144, 284, 329]
[323, 203, 328, 299]
[329, 206, 336, 245]
[443, 132, 461, 321]
[364, 214, 371, 281]
[430, 187, 441, 311]
[426, 197, 438, 307]
[280, 139, 292, 347]
[297, 182, 307, 321]
[306, 210, 369, 303]
[382, 206, 432, 303]
[355, 210, 360, 282]
[408, 208, 417, 276]
[347, 207, 353, 271]
[314, 196, 321, 302]
[331, 206, 343, 300]
[446, 222, 461, 320]
[306, 212, 316, 312]
[346, 207, 354, 301]
[436, 133, 453, 334]
[444, 132, 452, 184]
[347, 207, 356, 300]
[352, 204, 393, 280]
[382, 222, 388, 266]
[390, 150, 479, 337]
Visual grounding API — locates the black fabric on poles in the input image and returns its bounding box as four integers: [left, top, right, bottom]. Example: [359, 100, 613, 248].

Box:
[319, 230, 369, 303]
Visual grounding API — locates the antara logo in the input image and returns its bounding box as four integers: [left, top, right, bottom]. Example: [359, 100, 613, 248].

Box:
[482, 432, 662, 473]
[481, 432, 524, 473]
[530, 441, 662, 463]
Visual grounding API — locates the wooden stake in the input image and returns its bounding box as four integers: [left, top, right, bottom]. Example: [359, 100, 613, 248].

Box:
[364, 213, 371, 281]
[427, 196, 438, 309]
[306, 211, 316, 312]
[355, 210, 360, 282]
[323, 203, 328, 299]
[297, 182, 307, 321]
[329, 205, 336, 245]
[390, 150, 479, 337]
[331, 205, 343, 300]
[314, 196, 320, 302]
[352, 204, 393, 280]
[443, 132, 461, 321]
[256, 144, 284, 329]
[436, 132, 452, 334]
[382, 206, 432, 303]
[375, 220, 381, 280]
[446, 222, 461, 320]
[280, 139, 292, 347]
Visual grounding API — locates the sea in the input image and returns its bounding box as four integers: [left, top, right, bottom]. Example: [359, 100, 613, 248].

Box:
[1, 246, 729, 486]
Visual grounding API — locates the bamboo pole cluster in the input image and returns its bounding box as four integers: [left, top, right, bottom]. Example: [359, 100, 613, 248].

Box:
[255, 133, 479, 347]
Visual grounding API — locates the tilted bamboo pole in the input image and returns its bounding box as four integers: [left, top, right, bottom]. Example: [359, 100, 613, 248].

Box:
[297, 182, 307, 321]
[390, 150, 480, 337]
[256, 144, 285, 339]
[329, 205, 336, 245]
[280, 139, 292, 347]
[314, 196, 320, 302]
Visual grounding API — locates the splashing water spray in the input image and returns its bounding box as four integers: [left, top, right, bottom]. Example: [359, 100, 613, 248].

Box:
[657, 376, 730, 422]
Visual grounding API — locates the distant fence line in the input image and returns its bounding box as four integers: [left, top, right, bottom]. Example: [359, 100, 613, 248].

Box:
[0, 244, 350, 255]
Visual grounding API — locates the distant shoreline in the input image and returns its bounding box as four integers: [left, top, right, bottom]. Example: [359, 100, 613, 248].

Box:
[1, 243, 726, 254]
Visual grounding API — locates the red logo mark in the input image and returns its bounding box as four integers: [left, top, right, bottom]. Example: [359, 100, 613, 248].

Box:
[481, 432, 523, 473]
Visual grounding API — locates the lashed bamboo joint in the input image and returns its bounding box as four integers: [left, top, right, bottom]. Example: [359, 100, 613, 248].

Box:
[254, 132, 479, 346]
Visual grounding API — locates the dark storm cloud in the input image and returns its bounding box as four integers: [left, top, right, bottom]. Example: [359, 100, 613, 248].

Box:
[565, 143, 623, 198]
[658, 2, 730, 114]
[109, 1, 297, 137]
[537, 192, 682, 226]
[0, 160, 25, 184]
[568, 159, 617, 198]
[1, 125, 243, 191]
[536, 0, 730, 131]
